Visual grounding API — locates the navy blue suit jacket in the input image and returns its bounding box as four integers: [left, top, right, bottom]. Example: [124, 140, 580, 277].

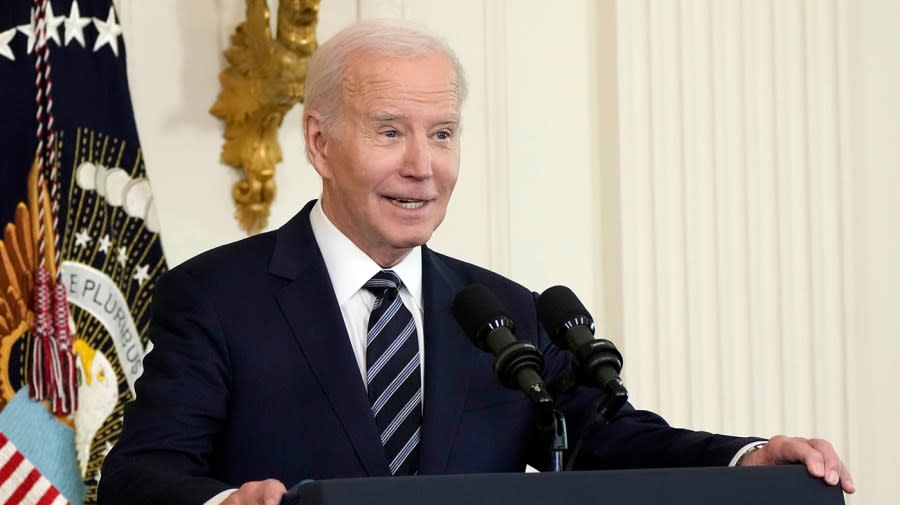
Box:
[98, 201, 761, 505]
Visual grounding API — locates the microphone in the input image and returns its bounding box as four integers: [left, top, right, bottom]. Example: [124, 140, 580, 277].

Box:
[452, 284, 553, 409]
[537, 286, 628, 411]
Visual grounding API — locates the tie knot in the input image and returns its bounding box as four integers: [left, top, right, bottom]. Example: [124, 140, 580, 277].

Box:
[364, 270, 403, 299]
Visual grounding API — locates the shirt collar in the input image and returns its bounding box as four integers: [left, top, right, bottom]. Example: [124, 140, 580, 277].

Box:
[309, 200, 423, 307]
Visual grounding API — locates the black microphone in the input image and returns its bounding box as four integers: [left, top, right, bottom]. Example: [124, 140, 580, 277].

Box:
[452, 284, 553, 409]
[537, 285, 628, 411]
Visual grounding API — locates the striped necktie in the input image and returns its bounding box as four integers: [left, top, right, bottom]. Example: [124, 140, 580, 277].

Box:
[364, 270, 421, 475]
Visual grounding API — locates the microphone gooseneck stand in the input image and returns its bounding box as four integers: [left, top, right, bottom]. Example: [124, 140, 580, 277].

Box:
[544, 408, 568, 472]
[482, 316, 569, 473]
[562, 361, 629, 471]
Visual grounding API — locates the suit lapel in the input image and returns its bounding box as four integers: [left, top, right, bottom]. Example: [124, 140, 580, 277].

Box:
[271, 202, 390, 477]
[418, 248, 478, 474]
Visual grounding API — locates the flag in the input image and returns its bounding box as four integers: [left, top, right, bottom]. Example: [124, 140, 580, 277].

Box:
[0, 1, 167, 503]
[0, 391, 79, 505]
[0, 430, 68, 505]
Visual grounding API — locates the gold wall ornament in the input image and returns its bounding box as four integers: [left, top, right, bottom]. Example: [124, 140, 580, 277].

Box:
[210, 0, 320, 234]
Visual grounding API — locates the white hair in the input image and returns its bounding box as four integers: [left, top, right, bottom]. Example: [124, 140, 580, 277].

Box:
[303, 19, 468, 132]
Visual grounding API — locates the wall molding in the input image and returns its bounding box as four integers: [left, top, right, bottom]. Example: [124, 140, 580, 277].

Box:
[482, 0, 512, 275]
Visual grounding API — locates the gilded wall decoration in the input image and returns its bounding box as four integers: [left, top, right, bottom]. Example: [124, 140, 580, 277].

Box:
[210, 0, 320, 234]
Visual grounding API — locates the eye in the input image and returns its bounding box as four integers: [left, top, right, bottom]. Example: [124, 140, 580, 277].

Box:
[382, 129, 399, 138]
[434, 130, 452, 140]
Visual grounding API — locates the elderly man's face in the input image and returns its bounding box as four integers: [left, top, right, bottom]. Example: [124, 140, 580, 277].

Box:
[312, 50, 461, 267]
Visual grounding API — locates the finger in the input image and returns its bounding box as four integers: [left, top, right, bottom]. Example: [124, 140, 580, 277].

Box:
[260, 479, 287, 505]
[839, 463, 856, 494]
[808, 439, 842, 485]
[227, 479, 287, 505]
[808, 439, 857, 493]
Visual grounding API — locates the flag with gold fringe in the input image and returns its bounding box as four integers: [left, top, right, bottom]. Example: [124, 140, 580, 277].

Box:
[0, 1, 167, 503]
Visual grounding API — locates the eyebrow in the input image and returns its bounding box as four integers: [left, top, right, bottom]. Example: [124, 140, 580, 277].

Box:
[433, 119, 461, 128]
[371, 112, 401, 122]
[368, 112, 461, 127]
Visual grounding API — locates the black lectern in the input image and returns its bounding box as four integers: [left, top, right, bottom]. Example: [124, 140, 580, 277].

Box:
[287, 465, 844, 505]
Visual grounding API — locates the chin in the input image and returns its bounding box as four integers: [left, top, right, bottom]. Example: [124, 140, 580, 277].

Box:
[394, 237, 430, 249]
[390, 230, 435, 249]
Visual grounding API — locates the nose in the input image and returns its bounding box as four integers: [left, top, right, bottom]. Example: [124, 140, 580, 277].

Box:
[400, 133, 433, 179]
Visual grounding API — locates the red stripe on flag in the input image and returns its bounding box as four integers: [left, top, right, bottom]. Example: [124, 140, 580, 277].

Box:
[36, 484, 61, 505]
[7, 467, 41, 504]
[0, 432, 8, 445]
[0, 450, 25, 482]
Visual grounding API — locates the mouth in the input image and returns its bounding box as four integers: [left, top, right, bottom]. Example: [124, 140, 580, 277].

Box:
[385, 196, 428, 210]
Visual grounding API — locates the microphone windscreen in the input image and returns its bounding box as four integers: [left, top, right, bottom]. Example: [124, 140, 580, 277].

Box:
[452, 284, 510, 348]
[537, 285, 593, 336]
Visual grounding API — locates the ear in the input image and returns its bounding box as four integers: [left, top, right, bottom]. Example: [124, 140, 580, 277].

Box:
[304, 111, 332, 179]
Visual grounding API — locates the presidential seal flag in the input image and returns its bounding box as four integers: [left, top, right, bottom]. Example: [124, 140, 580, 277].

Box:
[0, 1, 167, 503]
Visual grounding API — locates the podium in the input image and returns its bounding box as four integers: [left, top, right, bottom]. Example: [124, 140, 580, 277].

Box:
[287, 465, 844, 505]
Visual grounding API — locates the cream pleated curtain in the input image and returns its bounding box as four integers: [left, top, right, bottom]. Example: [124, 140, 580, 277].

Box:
[615, 0, 852, 465]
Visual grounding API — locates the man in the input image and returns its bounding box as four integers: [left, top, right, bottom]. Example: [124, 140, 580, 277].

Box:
[98, 20, 853, 505]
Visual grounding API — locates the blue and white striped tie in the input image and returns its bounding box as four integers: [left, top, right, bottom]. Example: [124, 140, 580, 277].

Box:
[364, 270, 421, 475]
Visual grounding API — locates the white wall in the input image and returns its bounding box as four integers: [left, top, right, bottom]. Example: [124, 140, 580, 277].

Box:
[118, 0, 358, 266]
[119, 0, 899, 502]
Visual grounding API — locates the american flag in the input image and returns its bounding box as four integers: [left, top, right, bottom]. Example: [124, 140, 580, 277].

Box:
[1, 1, 168, 503]
[0, 433, 69, 505]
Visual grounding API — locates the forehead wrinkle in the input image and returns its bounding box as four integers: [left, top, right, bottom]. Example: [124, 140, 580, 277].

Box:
[343, 77, 460, 104]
